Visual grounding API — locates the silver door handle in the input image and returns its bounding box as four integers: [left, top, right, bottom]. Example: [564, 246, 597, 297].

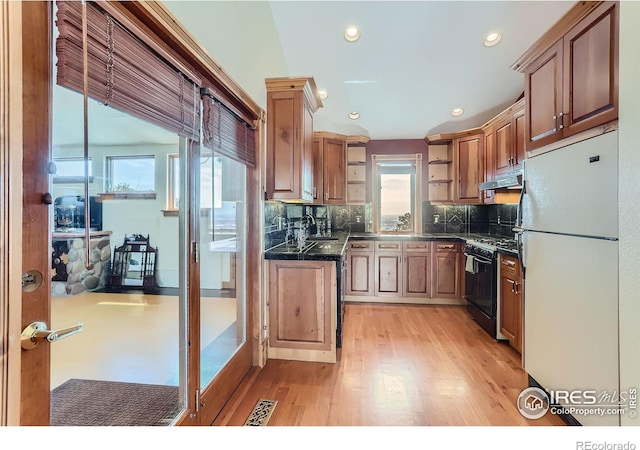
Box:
[21, 321, 83, 350]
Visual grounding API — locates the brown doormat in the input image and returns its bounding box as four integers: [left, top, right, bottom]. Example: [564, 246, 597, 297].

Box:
[244, 399, 278, 426]
[51, 379, 182, 426]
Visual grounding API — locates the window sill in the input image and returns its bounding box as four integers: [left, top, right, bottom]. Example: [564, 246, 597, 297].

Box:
[98, 192, 157, 200]
[161, 209, 212, 217]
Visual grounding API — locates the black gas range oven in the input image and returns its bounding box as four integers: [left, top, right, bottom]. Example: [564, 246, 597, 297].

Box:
[463, 237, 517, 339]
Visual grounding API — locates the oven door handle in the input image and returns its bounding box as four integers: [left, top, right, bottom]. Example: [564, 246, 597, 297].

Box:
[464, 253, 493, 265]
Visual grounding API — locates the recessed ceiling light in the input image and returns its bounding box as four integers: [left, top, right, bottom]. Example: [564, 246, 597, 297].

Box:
[318, 90, 328, 100]
[344, 26, 361, 42]
[348, 112, 360, 120]
[483, 32, 502, 47]
[451, 108, 464, 117]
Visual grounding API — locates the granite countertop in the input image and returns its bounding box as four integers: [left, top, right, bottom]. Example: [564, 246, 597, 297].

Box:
[264, 234, 349, 261]
[264, 231, 518, 261]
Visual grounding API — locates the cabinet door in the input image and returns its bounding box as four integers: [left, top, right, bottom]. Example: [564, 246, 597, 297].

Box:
[514, 282, 523, 354]
[375, 251, 402, 296]
[346, 251, 374, 296]
[494, 119, 513, 176]
[267, 90, 302, 200]
[455, 134, 483, 203]
[432, 251, 460, 299]
[500, 272, 518, 343]
[403, 252, 430, 297]
[483, 128, 495, 204]
[311, 138, 323, 204]
[524, 39, 563, 151]
[323, 138, 347, 204]
[562, 1, 618, 137]
[513, 109, 526, 169]
[268, 260, 333, 351]
[302, 102, 314, 202]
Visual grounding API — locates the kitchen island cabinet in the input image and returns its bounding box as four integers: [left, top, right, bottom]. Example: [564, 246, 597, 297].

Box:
[267, 259, 336, 363]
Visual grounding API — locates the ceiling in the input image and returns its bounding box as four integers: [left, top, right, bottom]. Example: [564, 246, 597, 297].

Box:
[268, 1, 574, 140]
[52, 1, 576, 147]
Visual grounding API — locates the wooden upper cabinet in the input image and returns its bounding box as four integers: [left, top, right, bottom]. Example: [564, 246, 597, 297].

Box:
[266, 77, 322, 202]
[311, 137, 323, 203]
[454, 133, 483, 204]
[483, 128, 495, 204]
[516, 1, 618, 151]
[524, 40, 564, 150]
[488, 98, 526, 177]
[562, 1, 618, 137]
[322, 138, 347, 204]
[494, 118, 513, 175]
[313, 133, 347, 205]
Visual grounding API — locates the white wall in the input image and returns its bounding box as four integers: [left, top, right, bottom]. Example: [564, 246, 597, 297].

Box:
[53, 143, 183, 287]
[163, 0, 290, 108]
[618, 0, 640, 427]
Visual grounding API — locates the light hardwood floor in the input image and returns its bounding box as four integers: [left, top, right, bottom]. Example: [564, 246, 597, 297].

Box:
[215, 303, 565, 426]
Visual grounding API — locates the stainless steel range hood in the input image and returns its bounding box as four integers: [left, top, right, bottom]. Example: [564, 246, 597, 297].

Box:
[479, 171, 523, 190]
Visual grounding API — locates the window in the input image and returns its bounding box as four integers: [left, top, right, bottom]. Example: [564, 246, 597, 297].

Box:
[167, 153, 221, 211]
[372, 154, 422, 234]
[105, 155, 155, 193]
[53, 157, 93, 183]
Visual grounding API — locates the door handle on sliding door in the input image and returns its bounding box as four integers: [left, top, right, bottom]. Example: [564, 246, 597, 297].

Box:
[21, 321, 83, 350]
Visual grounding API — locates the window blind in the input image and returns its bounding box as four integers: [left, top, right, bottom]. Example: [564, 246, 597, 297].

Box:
[55, 0, 200, 141]
[202, 89, 256, 167]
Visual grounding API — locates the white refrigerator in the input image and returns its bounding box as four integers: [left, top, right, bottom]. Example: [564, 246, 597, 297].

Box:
[519, 130, 620, 426]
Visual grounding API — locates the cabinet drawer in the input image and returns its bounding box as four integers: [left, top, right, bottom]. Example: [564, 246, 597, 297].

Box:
[433, 242, 458, 253]
[500, 254, 520, 277]
[402, 241, 431, 253]
[348, 241, 373, 252]
[375, 241, 402, 252]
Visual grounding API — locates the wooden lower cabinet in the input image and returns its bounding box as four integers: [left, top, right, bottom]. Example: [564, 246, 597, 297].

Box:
[268, 260, 336, 363]
[346, 239, 463, 304]
[375, 251, 402, 296]
[403, 242, 431, 297]
[346, 251, 374, 296]
[432, 242, 461, 299]
[499, 254, 523, 353]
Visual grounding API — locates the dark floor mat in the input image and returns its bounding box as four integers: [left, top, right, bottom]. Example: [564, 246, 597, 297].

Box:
[50, 379, 181, 426]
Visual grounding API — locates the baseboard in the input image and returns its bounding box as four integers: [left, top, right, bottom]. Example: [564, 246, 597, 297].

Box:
[345, 295, 465, 306]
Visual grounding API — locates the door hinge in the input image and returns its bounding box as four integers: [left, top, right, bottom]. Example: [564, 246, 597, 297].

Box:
[195, 389, 200, 413]
[192, 241, 199, 263]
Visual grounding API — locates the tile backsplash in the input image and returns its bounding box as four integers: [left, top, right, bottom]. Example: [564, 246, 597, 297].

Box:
[264, 202, 372, 250]
[265, 201, 518, 250]
[422, 202, 517, 236]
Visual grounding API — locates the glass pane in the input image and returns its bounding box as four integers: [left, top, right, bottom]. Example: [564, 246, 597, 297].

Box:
[106, 156, 155, 192]
[379, 173, 413, 232]
[200, 153, 246, 389]
[50, 50, 187, 424]
[54, 157, 92, 177]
